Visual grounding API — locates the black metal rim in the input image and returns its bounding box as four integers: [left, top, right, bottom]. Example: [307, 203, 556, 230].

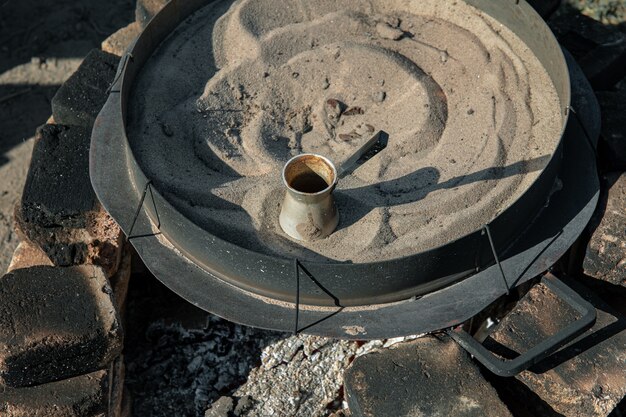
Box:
[91, 45, 599, 338]
[90, 0, 598, 337]
[92, 0, 577, 306]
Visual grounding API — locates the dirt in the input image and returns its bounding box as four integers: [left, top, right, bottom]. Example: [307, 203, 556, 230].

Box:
[127, 0, 563, 264]
[0, 0, 134, 274]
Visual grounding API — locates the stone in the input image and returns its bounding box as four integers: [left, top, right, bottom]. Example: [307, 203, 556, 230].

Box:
[550, 12, 626, 90]
[51, 49, 119, 128]
[136, 0, 169, 27]
[7, 241, 53, 272]
[486, 279, 626, 417]
[376, 22, 404, 41]
[125, 275, 419, 417]
[15, 124, 123, 277]
[234, 335, 361, 417]
[0, 265, 123, 387]
[596, 91, 626, 171]
[233, 395, 253, 416]
[583, 173, 626, 287]
[101, 22, 142, 57]
[0, 369, 109, 417]
[344, 336, 513, 417]
[204, 396, 234, 417]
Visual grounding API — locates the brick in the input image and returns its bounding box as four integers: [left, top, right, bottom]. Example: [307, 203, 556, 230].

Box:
[344, 336, 513, 417]
[204, 396, 235, 417]
[109, 356, 125, 417]
[136, 0, 169, 27]
[486, 279, 626, 417]
[549, 12, 626, 90]
[110, 245, 132, 317]
[0, 265, 123, 387]
[0, 369, 109, 417]
[15, 124, 123, 277]
[583, 173, 626, 287]
[51, 49, 119, 128]
[597, 91, 626, 171]
[101, 22, 141, 57]
[7, 241, 53, 272]
[0, 357, 125, 417]
[21, 124, 94, 227]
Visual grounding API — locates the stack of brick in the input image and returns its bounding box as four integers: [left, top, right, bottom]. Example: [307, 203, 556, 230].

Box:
[100, 0, 169, 58]
[0, 3, 171, 414]
[0, 47, 131, 416]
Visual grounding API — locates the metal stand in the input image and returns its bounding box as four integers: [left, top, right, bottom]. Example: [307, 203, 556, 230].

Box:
[293, 259, 343, 334]
[447, 272, 596, 377]
[127, 180, 161, 241]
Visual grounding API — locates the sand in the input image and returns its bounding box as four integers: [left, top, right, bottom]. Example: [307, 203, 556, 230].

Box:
[127, 0, 563, 263]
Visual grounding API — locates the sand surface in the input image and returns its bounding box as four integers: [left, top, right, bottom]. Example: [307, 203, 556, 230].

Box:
[127, 0, 563, 263]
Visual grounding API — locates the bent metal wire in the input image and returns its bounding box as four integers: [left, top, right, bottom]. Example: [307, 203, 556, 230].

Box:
[91, 0, 600, 348]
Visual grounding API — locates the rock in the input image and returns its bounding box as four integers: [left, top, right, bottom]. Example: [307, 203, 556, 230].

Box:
[0, 369, 109, 417]
[234, 335, 360, 417]
[372, 91, 386, 103]
[550, 12, 626, 90]
[101, 22, 142, 57]
[0, 265, 123, 387]
[344, 336, 513, 417]
[325, 98, 345, 125]
[596, 91, 626, 171]
[7, 241, 52, 272]
[560, 0, 626, 25]
[376, 22, 404, 40]
[51, 49, 119, 128]
[486, 279, 626, 417]
[136, 0, 169, 27]
[205, 396, 234, 417]
[15, 124, 123, 277]
[123, 273, 419, 417]
[233, 395, 253, 416]
[583, 173, 626, 286]
[124, 312, 284, 417]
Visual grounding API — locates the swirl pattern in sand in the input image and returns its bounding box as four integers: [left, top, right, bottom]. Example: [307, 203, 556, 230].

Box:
[127, 0, 563, 263]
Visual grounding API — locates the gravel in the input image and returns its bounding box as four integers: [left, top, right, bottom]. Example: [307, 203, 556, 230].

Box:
[562, 0, 626, 25]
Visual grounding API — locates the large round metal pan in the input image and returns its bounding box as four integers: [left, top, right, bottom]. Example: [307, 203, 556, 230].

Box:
[91, 0, 597, 331]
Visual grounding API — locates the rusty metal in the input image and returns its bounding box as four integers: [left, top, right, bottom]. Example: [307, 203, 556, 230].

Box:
[447, 272, 597, 377]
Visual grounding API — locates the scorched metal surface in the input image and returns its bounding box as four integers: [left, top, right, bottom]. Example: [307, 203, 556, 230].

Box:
[90, 0, 600, 339]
